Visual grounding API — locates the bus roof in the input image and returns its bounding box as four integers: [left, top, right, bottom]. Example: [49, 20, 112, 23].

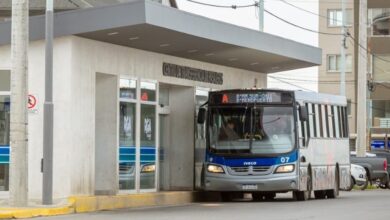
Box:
[294, 90, 347, 106]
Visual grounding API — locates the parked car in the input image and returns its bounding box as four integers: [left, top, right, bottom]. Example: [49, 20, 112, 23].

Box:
[350, 151, 389, 188]
[346, 164, 368, 191]
[370, 150, 390, 188]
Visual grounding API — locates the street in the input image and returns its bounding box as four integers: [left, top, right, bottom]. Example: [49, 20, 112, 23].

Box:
[37, 190, 390, 220]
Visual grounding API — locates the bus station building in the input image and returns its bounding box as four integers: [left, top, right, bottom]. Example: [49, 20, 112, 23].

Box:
[0, 0, 321, 202]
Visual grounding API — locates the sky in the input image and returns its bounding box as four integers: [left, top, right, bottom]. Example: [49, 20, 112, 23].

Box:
[176, 0, 319, 92]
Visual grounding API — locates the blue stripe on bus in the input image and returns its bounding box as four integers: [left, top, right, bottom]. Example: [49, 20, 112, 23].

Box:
[120, 155, 135, 162]
[0, 155, 9, 164]
[0, 148, 9, 155]
[119, 148, 136, 155]
[141, 155, 155, 162]
[206, 150, 298, 167]
[0, 146, 10, 163]
[119, 146, 156, 164]
[141, 148, 155, 155]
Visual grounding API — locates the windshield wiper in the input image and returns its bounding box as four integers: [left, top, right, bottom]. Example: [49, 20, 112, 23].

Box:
[263, 117, 281, 125]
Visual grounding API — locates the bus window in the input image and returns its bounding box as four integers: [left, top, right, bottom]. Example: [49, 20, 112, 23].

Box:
[328, 105, 334, 138]
[314, 104, 321, 137]
[308, 103, 315, 138]
[321, 105, 328, 138]
[333, 106, 340, 138]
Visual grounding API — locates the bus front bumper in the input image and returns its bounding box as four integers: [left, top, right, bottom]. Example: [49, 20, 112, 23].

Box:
[204, 175, 299, 192]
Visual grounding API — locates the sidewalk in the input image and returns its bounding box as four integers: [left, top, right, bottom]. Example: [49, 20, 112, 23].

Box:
[0, 191, 198, 219]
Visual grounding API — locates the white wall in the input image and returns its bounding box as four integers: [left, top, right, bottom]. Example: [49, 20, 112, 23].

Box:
[0, 35, 267, 200]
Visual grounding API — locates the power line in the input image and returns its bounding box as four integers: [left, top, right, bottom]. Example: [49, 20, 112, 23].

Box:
[347, 32, 390, 64]
[270, 76, 356, 84]
[268, 75, 316, 92]
[263, 8, 343, 36]
[186, 0, 256, 9]
[186, 0, 343, 36]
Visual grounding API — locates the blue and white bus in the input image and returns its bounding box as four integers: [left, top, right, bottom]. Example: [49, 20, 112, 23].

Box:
[196, 89, 350, 201]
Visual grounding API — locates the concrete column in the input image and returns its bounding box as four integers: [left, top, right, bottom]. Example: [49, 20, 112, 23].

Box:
[9, 0, 29, 207]
[168, 86, 195, 190]
[94, 73, 118, 195]
[356, 0, 368, 156]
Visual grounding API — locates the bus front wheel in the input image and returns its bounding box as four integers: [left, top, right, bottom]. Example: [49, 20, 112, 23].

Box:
[293, 174, 312, 201]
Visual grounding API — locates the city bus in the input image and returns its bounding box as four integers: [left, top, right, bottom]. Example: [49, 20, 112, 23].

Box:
[196, 89, 350, 201]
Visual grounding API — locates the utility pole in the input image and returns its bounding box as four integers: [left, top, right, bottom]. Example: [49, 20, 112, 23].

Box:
[356, 0, 367, 157]
[9, 0, 29, 207]
[340, 0, 347, 96]
[42, 0, 54, 205]
[258, 0, 264, 31]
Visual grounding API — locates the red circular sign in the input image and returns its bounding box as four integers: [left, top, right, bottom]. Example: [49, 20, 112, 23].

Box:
[28, 95, 37, 109]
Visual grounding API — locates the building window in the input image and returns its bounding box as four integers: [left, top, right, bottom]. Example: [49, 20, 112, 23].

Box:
[328, 9, 353, 27]
[327, 54, 352, 72]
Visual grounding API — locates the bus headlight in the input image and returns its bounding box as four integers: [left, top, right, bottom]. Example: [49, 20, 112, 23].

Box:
[274, 164, 295, 173]
[207, 164, 225, 173]
[141, 164, 155, 173]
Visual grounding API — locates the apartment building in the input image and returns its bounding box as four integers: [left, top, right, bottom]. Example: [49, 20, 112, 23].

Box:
[319, 0, 390, 150]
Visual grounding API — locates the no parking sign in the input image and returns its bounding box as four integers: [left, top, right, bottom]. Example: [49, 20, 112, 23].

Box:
[28, 94, 38, 114]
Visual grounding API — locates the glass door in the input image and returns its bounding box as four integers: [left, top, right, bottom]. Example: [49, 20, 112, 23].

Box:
[0, 95, 10, 191]
[119, 79, 137, 192]
[118, 78, 158, 193]
[139, 81, 157, 191]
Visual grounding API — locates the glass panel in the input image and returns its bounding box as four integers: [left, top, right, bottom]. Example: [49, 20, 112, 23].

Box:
[373, 55, 390, 81]
[328, 10, 337, 26]
[328, 105, 334, 138]
[336, 10, 343, 26]
[0, 95, 10, 191]
[315, 104, 321, 137]
[209, 106, 294, 155]
[0, 71, 10, 92]
[334, 106, 340, 138]
[120, 79, 137, 99]
[328, 55, 336, 71]
[140, 81, 156, 102]
[336, 55, 342, 71]
[297, 109, 303, 147]
[321, 105, 328, 138]
[308, 104, 315, 137]
[140, 104, 156, 189]
[119, 102, 136, 190]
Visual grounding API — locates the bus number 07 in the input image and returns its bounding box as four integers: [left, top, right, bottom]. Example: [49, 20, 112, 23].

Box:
[280, 157, 290, 163]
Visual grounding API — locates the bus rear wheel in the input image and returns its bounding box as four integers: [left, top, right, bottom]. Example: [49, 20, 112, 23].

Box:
[326, 169, 339, 199]
[314, 190, 326, 199]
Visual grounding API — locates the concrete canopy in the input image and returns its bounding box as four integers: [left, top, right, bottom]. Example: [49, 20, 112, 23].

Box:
[0, 0, 321, 73]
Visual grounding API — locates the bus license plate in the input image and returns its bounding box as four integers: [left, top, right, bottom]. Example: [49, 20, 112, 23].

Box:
[242, 184, 258, 190]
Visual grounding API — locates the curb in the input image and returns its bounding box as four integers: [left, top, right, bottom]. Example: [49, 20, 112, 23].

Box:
[0, 191, 196, 219]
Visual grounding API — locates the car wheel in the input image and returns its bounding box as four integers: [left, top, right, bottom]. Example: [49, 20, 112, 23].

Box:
[345, 176, 354, 191]
[355, 175, 369, 190]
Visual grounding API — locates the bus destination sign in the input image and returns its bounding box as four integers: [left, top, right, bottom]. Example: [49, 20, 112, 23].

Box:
[210, 91, 292, 105]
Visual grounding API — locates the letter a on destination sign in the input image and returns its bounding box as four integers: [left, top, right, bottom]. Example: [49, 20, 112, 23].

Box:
[222, 94, 229, 103]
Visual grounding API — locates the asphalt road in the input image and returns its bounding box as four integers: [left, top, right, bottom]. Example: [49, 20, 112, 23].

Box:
[37, 190, 390, 220]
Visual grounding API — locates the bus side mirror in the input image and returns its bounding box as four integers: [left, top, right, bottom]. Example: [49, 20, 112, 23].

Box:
[197, 108, 206, 124]
[299, 105, 308, 121]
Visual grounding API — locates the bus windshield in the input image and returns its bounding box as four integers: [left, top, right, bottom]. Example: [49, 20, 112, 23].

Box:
[209, 106, 294, 155]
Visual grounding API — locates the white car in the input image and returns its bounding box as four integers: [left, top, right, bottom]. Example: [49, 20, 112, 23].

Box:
[347, 164, 368, 191]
